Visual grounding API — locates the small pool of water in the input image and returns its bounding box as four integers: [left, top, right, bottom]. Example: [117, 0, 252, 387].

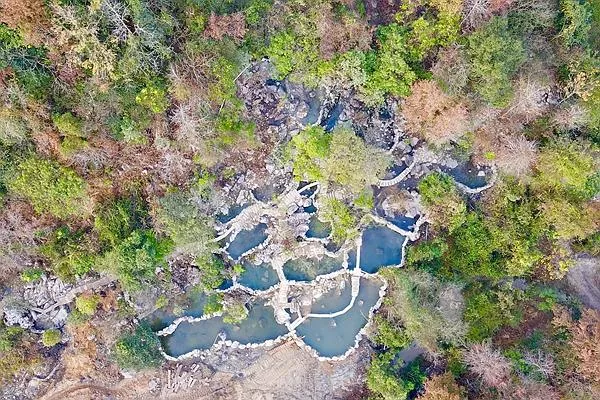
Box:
[386, 214, 418, 232]
[322, 102, 343, 132]
[381, 163, 407, 180]
[217, 203, 248, 224]
[296, 277, 382, 357]
[359, 226, 406, 273]
[306, 215, 332, 239]
[441, 161, 490, 189]
[309, 277, 352, 314]
[226, 223, 268, 260]
[283, 256, 344, 281]
[218, 279, 234, 291]
[160, 301, 287, 357]
[302, 93, 322, 125]
[253, 185, 285, 202]
[238, 262, 279, 291]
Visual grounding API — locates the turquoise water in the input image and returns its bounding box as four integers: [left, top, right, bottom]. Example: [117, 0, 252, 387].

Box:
[160, 301, 287, 357]
[306, 215, 332, 239]
[283, 256, 344, 281]
[238, 262, 279, 291]
[359, 226, 406, 273]
[296, 278, 382, 357]
[226, 223, 268, 260]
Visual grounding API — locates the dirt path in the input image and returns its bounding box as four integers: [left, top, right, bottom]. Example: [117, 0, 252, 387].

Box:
[567, 255, 600, 310]
[41, 383, 124, 400]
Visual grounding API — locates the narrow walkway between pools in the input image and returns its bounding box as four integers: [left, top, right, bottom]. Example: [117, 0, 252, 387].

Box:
[287, 237, 363, 330]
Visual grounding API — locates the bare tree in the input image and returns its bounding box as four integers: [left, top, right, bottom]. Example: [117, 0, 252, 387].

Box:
[463, 341, 512, 388]
[523, 350, 555, 378]
[462, 0, 491, 31]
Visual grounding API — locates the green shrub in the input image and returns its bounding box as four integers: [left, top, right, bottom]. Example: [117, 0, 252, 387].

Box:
[94, 197, 147, 248]
[366, 352, 414, 400]
[52, 112, 84, 138]
[41, 329, 61, 347]
[100, 230, 173, 292]
[319, 198, 358, 244]
[203, 293, 224, 315]
[20, 268, 43, 283]
[42, 227, 97, 281]
[373, 316, 411, 350]
[8, 157, 91, 219]
[75, 294, 100, 316]
[557, 0, 592, 48]
[223, 302, 249, 325]
[114, 323, 162, 370]
[155, 190, 218, 260]
[136, 82, 169, 114]
[195, 254, 226, 291]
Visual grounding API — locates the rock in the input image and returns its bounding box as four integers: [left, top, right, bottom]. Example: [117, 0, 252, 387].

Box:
[477, 170, 486, 177]
[4, 307, 34, 329]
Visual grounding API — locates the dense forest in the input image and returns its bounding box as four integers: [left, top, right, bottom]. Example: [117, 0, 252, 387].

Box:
[0, 0, 598, 399]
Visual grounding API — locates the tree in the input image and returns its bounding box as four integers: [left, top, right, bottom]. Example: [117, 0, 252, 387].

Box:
[418, 172, 466, 232]
[114, 323, 162, 370]
[557, 0, 592, 48]
[402, 80, 469, 146]
[99, 230, 173, 292]
[419, 372, 463, 400]
[467, 17, 525, 107]
[570, 309, 600, 382]
[380, 269, 466, 352]
[8, 157, 92, 219]
[367, 352, 414, 400]
[463, 341, 512, 388]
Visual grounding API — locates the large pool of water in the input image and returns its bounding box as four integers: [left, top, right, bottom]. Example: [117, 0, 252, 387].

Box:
[237, 262, 279, 291]
[226, 223, 268, 260]
[296, 277, 382, 357]
[359, 226, 406, 273]
[160, 301, 287, 357]
[283, 256, 344, 281]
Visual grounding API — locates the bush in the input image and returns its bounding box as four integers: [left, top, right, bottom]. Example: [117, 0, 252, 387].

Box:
[8, 157, 91, 219]
[100, 230, 173, 292]
[155, 189, 218, 259]
[20, 268, 43, 283]
[223, 301, 249, 325]
[380, 269, 466, 352]
[319, 198, 358, 244]
[41, 329, 61, 347]
[75, 294, 100, 316]
[114, 323, 163, 370]
[42, 227, 97, 280]
[94, 197, 147, 248]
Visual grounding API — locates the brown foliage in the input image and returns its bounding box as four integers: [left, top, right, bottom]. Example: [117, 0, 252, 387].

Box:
[317, 7, 373, 60]
[402, 80, 469, 146]
[432, 45, 469, 96]
[485, 132, 538, 178]
[570, 309, 600, 382]
[204, 12, 247, 41]
[0, 0, 49, 44]
[463, 341, 512, 388]
[419, 372, 463, 400]
[504, 379, 560, 400]
[0, 201, 52, 285]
